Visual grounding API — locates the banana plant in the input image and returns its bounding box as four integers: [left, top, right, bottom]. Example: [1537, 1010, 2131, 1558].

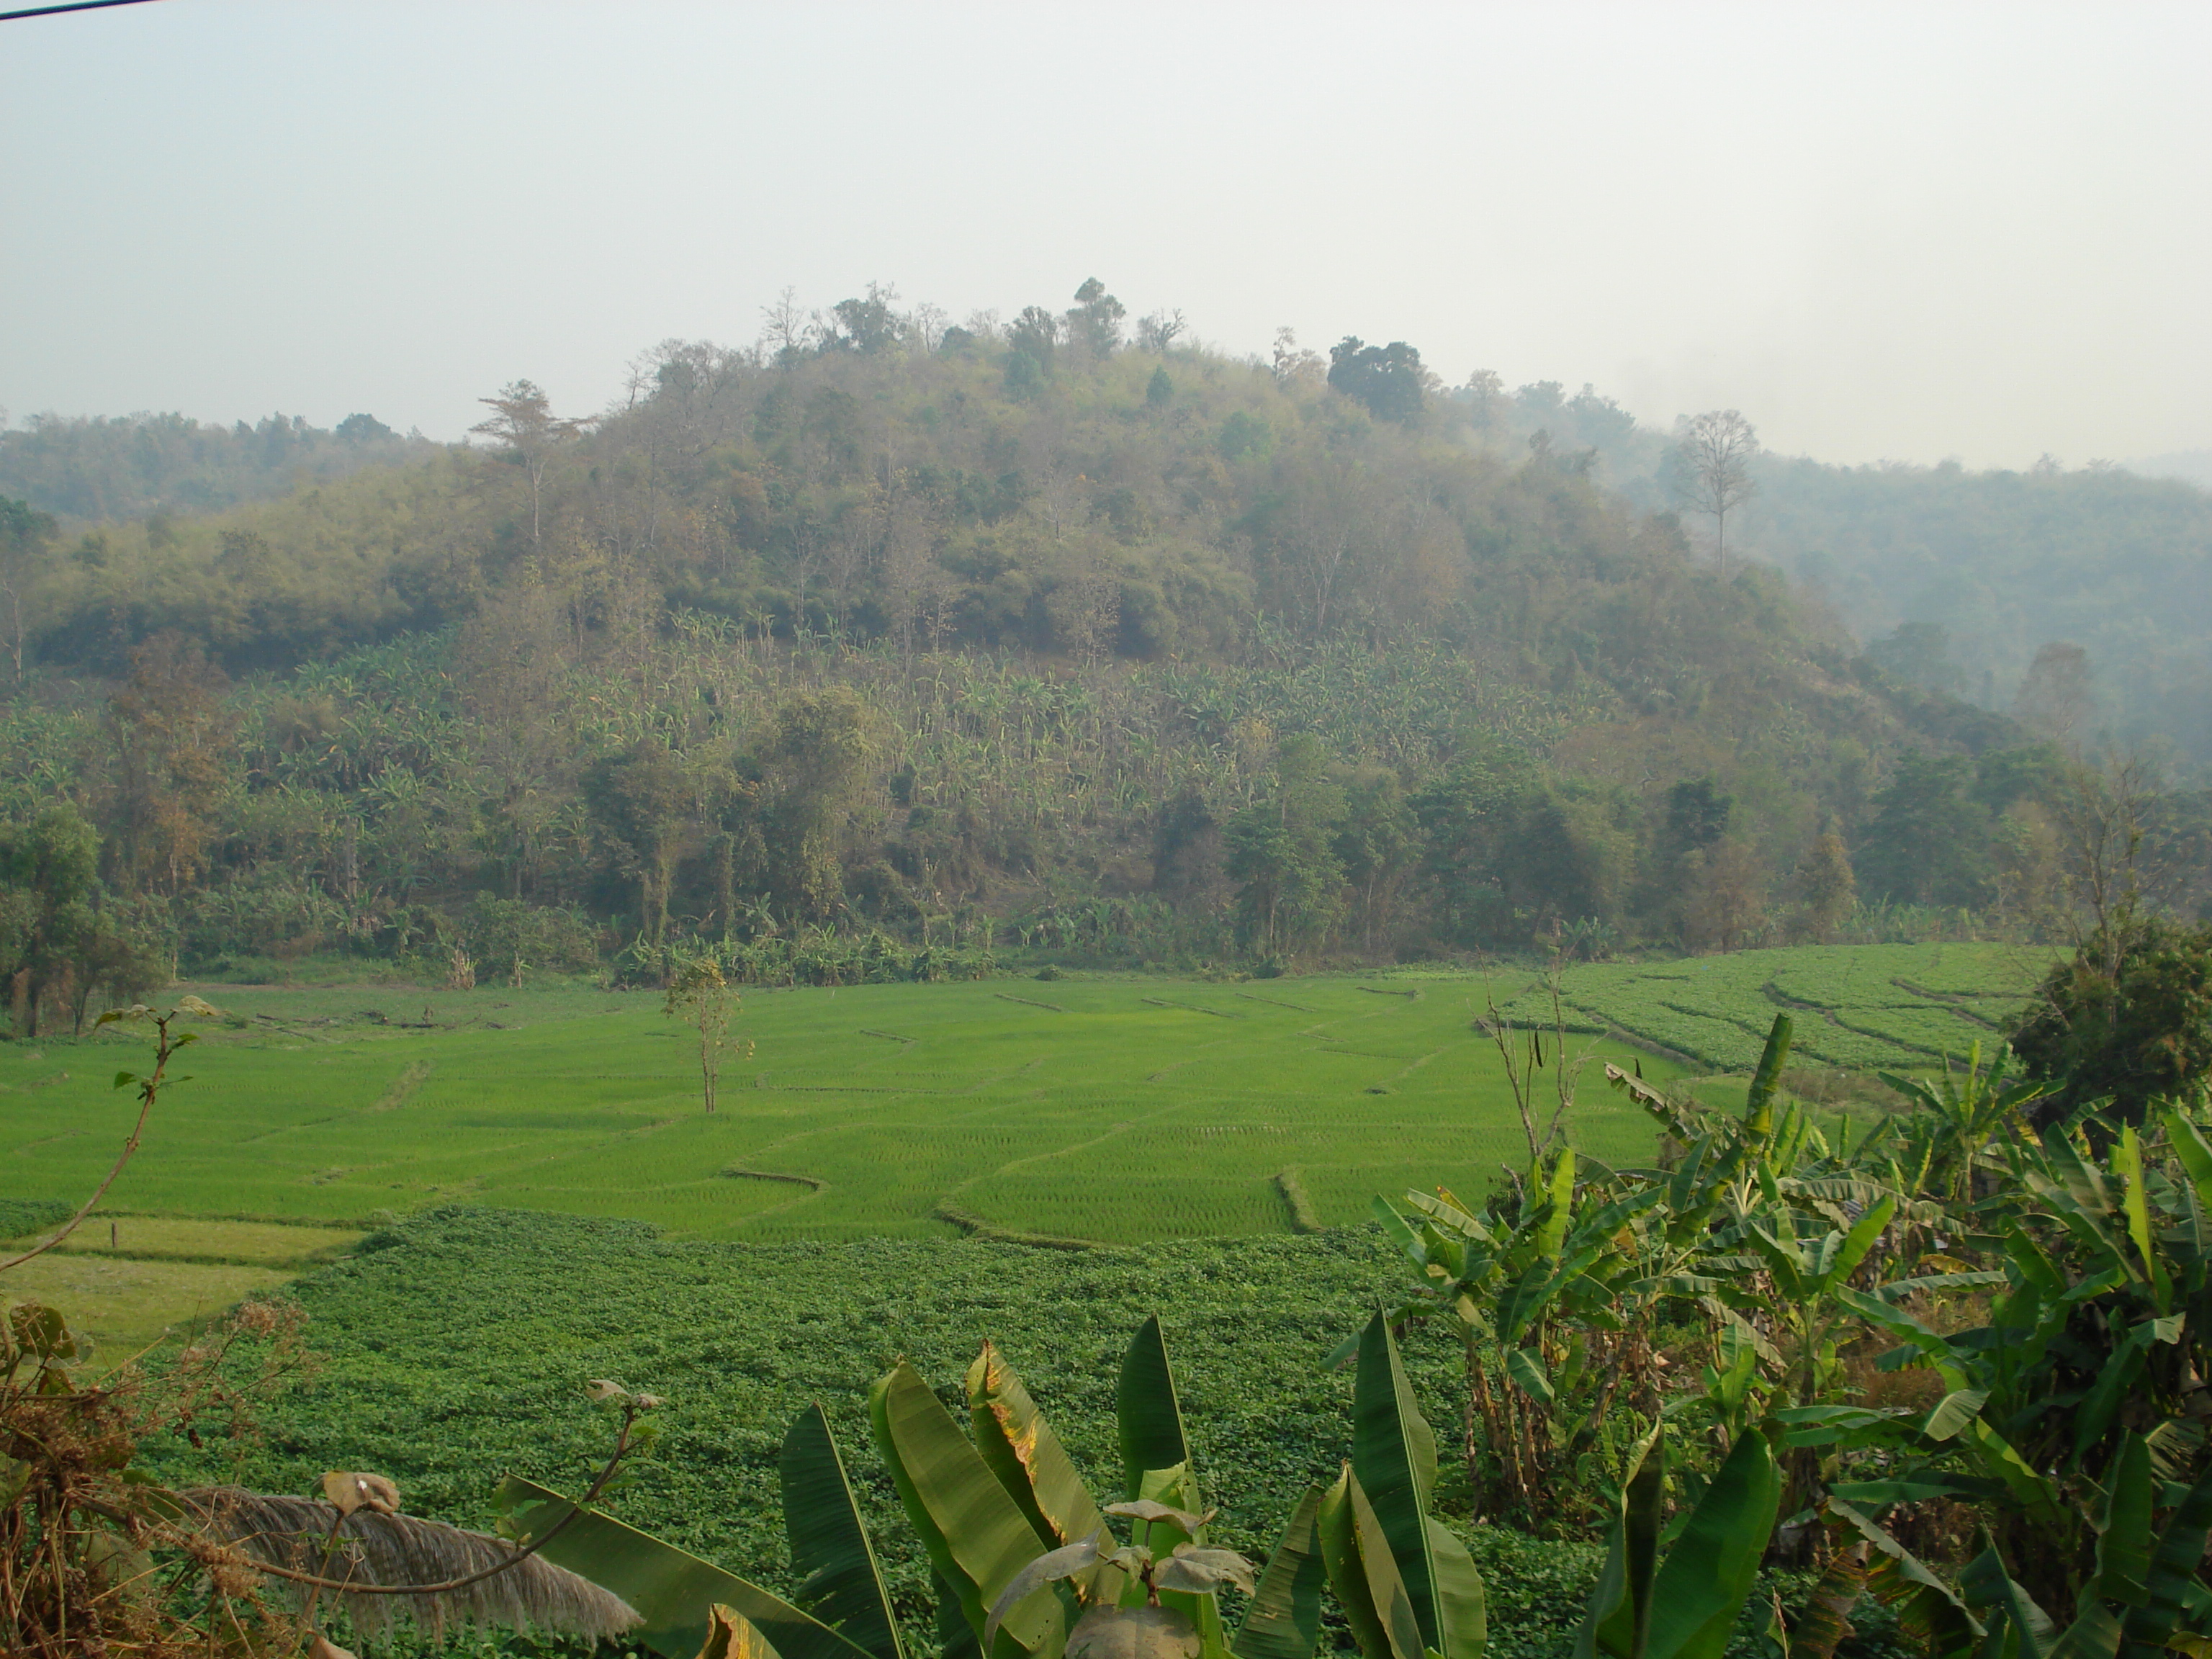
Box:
[1360, 1144, 1674, 1524]
[500, 1316, 1485, 1659]
[1792, 1103, 2212, 1632]
[1367, 1014, 1895, 1527]
[1573, 1425, 1781, 1659]
[1875, 1041, 2044, 1208]
[498, 1403, 902, 1659]
[1827, 1434, 2212, 1659]
[868, 1315, 1351, 1659]
[1316, 1311, 1487, 1659]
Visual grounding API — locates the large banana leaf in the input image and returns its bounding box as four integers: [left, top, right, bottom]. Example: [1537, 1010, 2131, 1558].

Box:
[2072, 1325, 2159, 1465]
[781, 1403, 904, 1659]
[1424, 1516, 1488, 1659]
[496, 1475, 873, 1659]
[1643, 1429, 1780, 1659]
[1351, 1311, 1439, 1644]
[1317, 1467, 1391, 1659]
[1960, 1539, 2056, 1659]
[1533, 1149, 1575, 1262]
[2118, 1456, 2212, 1656]
[1744, 1015, 1792, 1142]
[2160, 1109, 2212, 1218]
[966, 1341, 1109, 1552]
[1117, 1315, 1192, 1503]
[1576, 1429, 1776, 1659]
[1819, 1196, 1897, 1293]
[1575, 1431, 1664, 1659]
[2087, 1433, 2152, 1610]
[1347, 1312, 1483, 1659]
[1318, 1465, 1425, 1659]
[1825, 1498, 1981, 1658]
[1231, 1485, 1326, 1659]
[869, 1361, 1058, 1659]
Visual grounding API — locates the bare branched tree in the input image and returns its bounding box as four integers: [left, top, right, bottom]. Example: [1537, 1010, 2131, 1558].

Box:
[2013, 640, 2095, 747]
[1673, 409, 1761, 579]
[470, 382, 588, 551]
[1475, 963, 1599, 1166]
[760, 285, 808, 360]
[1138, 308, 1190, 354]
[1269, 326, 1323, 387]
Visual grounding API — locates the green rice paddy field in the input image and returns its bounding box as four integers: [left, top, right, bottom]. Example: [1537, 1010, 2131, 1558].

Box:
[0, 939, 2044, 1632]
[4, 975, 1683, 1249]
[1, 942, 2041, 1257]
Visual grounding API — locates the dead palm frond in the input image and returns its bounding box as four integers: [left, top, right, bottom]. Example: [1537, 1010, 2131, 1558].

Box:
[179, 1486, 639, 1644]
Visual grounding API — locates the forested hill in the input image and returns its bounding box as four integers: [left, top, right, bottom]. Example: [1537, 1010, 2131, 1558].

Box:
[0, 410, 436, 522]
[0, 285, 2203, 1010]
[11, 331, 2206, 765]
[1438, 386, 2212, 765]
[1737, 459, 2212, 765]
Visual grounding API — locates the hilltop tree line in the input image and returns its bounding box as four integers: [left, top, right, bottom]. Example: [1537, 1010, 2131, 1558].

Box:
[1, 279, 2206, 1027]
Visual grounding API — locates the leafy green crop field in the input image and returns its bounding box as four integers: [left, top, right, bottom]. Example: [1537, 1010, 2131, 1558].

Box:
[1491, 941, 2046, 1074]
[1, 975, 1691, 1245]
[145, 1208, 1902, 1659]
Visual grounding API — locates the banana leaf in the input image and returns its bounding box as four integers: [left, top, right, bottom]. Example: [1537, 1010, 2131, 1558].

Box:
[2086, 1434, 2152, 1611]
[869, 1361, 1058, 1659]
[1644, 1430, 1781, 1659]
[496, 1475, 872, 1659]
[1575, 1431, 1664, 1659]
[1352, 1310, 1440, 1647]
[2159, 1110, 2212, 1220]
[2119, 1456, 2212, 1655]
[781, 1403, 904, 1659]
[1744, 1015, 1792, 1141]
[1820, 1197, 1897, 1292]
[698, 1604, 786, 1659]
[1425, 1515, 1488, 1659]
[967, 1341, 1110, 1554]
[1319, 1465, 1426, 1659]
[1826, 1498, 1981, 1658]
[1783, 1550, 1869, 1659]
[1231, 1485, 1326, 1659]
[1534, 1150, 1575, 1262]
[1959, 1539, 2055, 1659]
[1349, 1311, 1482, 1659]
[2074, 1326, 2157, 1465]
[1118, 1316, 1192, 1503]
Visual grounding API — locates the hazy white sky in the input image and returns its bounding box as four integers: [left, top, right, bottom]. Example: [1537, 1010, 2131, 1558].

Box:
[4, 0, 2207, 469]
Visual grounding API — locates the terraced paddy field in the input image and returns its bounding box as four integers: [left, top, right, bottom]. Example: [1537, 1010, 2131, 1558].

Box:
[2, 944, 2045, 1259]
[1492, 940, 2049, 1073]
[3, 975, 1696, 1250]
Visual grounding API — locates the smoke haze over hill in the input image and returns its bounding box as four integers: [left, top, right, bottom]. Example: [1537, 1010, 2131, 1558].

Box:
[4, 1, 2209, 470]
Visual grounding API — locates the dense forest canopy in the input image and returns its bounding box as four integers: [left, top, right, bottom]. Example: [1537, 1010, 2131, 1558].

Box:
[1, 279, 2206, 1019]
[0, 409, 436, 522]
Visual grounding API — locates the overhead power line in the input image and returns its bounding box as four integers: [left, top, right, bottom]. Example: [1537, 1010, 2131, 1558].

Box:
[1, 0, 163, 21]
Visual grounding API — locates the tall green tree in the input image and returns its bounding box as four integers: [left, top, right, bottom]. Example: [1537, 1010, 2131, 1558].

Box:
[584, 737, 694, 945]
[0, 495, 55, 681]
[1854, 750, 1992, 908]
[0, 806, 100, 1039]
[755, 688, 879, 922]
[2014, 916, 2212, 1125]
[1225, 735, 1346, 959]
[1326, 338, 1426, 423]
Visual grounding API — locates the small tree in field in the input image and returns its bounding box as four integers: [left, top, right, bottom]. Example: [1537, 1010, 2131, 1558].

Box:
[665, 958, 745, 1114]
